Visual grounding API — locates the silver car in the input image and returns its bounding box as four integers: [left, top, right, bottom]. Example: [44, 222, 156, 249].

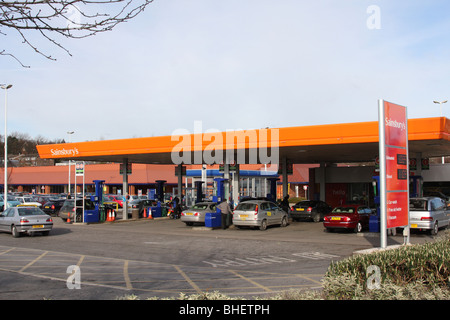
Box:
[181, 202, 217, 226]
[0, 206, 53, 237]
[233, 200, 288, 230]
[409, 197, 450, 235]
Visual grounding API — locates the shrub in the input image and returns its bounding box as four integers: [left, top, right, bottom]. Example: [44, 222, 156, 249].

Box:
[323, 230, 450, 299]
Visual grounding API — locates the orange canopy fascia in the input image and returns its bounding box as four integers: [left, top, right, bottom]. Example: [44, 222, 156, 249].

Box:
[36, 117, 450, 164]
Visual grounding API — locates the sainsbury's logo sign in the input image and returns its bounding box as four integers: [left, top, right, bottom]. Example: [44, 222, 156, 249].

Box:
[385, 117, 406, 131]
[50, 148, 79, 156]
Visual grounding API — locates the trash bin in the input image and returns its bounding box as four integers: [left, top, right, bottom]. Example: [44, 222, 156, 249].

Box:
[84, 209, 99, 223]
[369, 215, 380, 232]
[152, 207, 162, 218]
[205, 212, 222, 228]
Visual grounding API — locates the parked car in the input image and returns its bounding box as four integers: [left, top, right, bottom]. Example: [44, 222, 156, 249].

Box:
[108, 195, 124, 208]
[32, 195, 53, 206]
[0, 206, 53, 237]
[290, 200, 332, 222]
[323, 204, 372, 233]
[59, 199, 96, 222]
[127, 199, 158, 218]
[0, 195, 21, 211]
[42, 199, 66, 216]
[233, 200, 288, 231]
[102, 195, 119, 209]
[181, 202, 217, 226]
[15, 196, 42, 207]
[409, 197, 450, 235]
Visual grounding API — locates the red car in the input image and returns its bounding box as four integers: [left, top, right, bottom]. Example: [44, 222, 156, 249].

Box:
[323, 204, 372, 233]
[108, 195, 124, 208]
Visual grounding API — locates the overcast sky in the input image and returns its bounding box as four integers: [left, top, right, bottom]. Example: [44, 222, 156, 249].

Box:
[1, 0, 449, 143]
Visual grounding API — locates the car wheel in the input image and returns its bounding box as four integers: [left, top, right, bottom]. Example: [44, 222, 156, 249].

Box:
[280, 216, 287, 227]
[429, 222, 439, 235]
[354, 222, 363, 233]
[312, 212, 321, 223]
[259, 219, 267, 231]
[11, 226, 21, 238]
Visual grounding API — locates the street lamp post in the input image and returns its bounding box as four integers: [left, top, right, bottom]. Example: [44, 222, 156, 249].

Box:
[433, 100, 448, 117]
[1, 84, 12, 211]
[67, 131, 74, 196]
[433, 100, 448, 163]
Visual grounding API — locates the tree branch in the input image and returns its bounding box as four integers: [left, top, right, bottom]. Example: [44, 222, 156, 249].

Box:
[0, 0, 154, 66]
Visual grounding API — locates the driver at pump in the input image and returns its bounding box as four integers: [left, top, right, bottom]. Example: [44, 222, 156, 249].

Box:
[217, 200, 232, 229]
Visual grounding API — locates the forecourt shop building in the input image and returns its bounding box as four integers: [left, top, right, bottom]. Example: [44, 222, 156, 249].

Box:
[35, 117, 450, 217]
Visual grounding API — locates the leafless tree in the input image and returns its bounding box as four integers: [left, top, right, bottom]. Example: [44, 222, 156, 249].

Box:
[0, 0, 154, 67]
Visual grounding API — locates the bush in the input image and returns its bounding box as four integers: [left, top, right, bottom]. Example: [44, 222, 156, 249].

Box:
[323, 230, 450, 299]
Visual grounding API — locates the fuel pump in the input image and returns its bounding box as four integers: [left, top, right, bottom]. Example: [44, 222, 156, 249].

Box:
[194, 181, 204, 203]
[84, 179, 106, 223]
[409, 176, 423, 198]
[213, 178, 225, 203]
[369, 176, 380, 232]
[155, 180, 166, 203]
[267, 178, 279, 202]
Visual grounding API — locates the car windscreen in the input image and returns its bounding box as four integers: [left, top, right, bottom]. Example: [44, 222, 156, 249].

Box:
[191, 204, 208, 210]
[332, 207, 355, 214]
[410, 199, 427, 211]
[18, 207, 45, 216]
[295, 201, 317, 207]
[61, 200, 95, 209]
[235, 203, 257, 211]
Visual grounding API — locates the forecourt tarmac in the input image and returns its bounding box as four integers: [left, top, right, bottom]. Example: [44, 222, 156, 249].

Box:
[0, 216, 437, 300]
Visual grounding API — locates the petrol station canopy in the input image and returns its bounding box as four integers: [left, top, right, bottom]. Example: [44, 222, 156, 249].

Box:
[37, 117, 450, 165]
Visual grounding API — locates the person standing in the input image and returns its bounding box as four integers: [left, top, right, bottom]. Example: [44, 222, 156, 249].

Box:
[217, 200, 232, 229]
[280, 195, 290, 213]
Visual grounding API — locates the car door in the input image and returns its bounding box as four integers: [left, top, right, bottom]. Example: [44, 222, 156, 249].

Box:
[264, 202, 275, 224]
[271, 202, 285, 224]
[0, 208, 9, 231]
[435, 198, 449, 227]
[0, 208, 15, 231]
[357, 206, 370, 227]
[258, 202, 270, 224]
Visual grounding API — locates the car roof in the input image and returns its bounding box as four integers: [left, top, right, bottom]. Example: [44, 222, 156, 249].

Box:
[410, 197, 440, 200]
[237, 200, 272, 204]
[334, 204, 365, 208]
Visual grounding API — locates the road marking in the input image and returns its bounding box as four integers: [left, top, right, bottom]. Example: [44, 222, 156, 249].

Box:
[292, 252, 340, 260]
[229, 270, 272, 292]
[76, 255, 85, 267]
[19, 251, 48, 273]
[123, 260, 133, 290]
[0, 245, 329, 298]
[173, 265, 202, 293]
[0, 247, 15, 256]
[202, 255, 296, 268]
[294, 273, 323, 285]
